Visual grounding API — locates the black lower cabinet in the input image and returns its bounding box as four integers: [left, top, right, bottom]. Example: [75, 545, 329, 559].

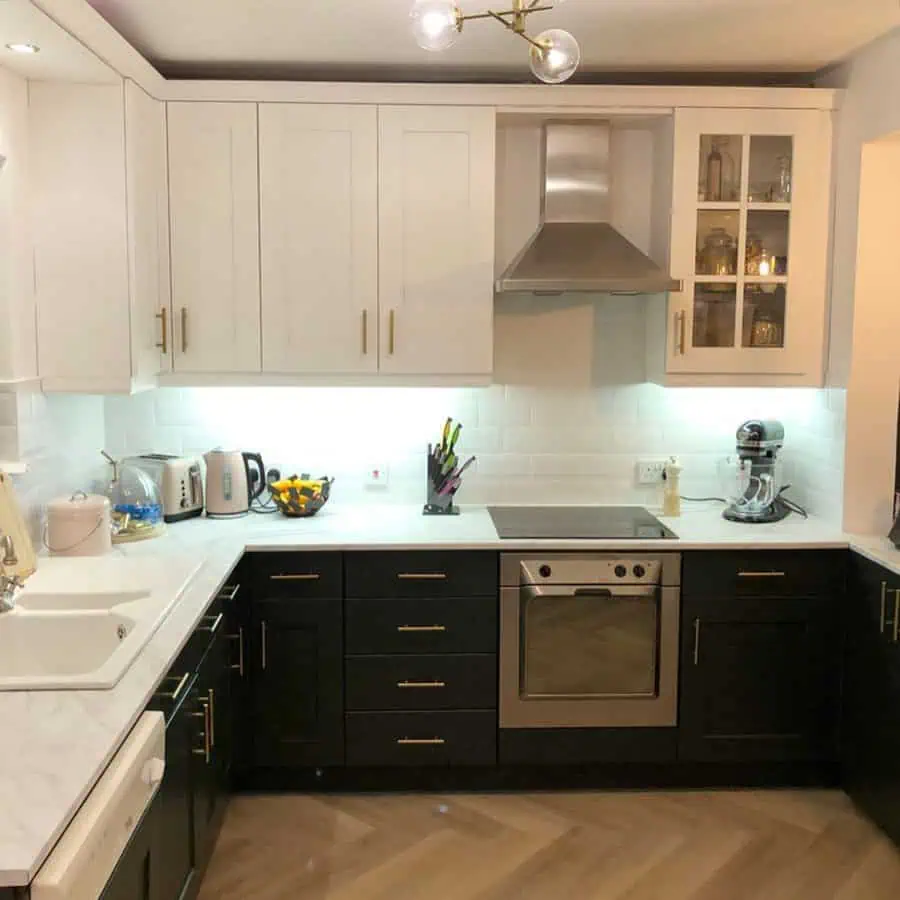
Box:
[250, 594, 344, 767]
[679, 593, 841, 762]
[842, 554, 900, 845]
[101, 798, 157, 900]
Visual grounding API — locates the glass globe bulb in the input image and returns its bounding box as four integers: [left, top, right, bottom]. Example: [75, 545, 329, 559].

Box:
[529, 29, 581, 84]
[410, 0, 460, 52]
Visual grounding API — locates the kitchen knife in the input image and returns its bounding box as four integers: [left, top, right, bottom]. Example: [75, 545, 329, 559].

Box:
[440, 417, 452, 453]
[447, 423, 462, 454]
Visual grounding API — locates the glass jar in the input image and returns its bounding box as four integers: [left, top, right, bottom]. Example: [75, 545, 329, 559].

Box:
[699, 227, 738, 276]
[104, 457, 165, 543]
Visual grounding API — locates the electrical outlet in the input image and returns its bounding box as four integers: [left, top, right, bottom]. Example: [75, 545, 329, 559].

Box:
[365, 463, 389, 488]
[636, 460, 667, 485]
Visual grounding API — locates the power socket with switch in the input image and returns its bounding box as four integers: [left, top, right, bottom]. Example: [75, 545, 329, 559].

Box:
[636, 460, 668, 485]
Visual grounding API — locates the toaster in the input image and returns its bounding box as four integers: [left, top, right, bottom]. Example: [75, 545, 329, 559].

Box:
[129, 454, 204, 523]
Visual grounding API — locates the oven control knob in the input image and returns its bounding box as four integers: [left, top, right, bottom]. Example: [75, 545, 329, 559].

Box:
[614, 564, 627, 578]
[539, 565, 552, 578]
[633, 564, 646, 578]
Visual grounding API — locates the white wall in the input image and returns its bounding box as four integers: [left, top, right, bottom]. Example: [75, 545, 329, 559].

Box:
[817, 27, 900, 532]
[0, 65, 37, 382]
[104, 381, 845, 520]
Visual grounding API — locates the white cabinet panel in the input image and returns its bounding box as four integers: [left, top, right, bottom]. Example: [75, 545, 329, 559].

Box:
[31, 84, 132, 392]
[378, 106, 495, 376]
[168, 102, 260, 373]
[125, 81, 170, 387]
[259, 104, 378, 373]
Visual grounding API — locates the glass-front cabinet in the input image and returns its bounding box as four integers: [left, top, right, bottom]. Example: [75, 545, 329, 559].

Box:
[667, 108, 832, 380]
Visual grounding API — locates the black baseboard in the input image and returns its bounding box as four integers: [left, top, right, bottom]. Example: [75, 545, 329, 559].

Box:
[233, 761, 840, 794]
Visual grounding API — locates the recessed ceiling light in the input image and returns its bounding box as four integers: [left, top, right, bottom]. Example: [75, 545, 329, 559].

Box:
[5, 43, 40, 54]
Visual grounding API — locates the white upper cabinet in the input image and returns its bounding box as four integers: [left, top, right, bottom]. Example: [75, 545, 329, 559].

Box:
[665, 107, 832, 384]
[31, 81, 167, 393]
[168, 102, 261, 373]
[377, 106, 496, 377]
[125, 81, 171, 387]
[259, 104, 378, 374]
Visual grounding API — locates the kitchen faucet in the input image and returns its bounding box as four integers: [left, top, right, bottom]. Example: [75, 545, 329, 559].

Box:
[0, 531, 23, 613]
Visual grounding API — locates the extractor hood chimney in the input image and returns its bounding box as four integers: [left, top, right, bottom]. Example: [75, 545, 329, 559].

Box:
[496, 122, 681, 295]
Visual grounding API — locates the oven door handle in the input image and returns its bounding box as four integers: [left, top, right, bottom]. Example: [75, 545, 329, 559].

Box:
[572, 587, 613, 598]
[521, 584, 658, 599]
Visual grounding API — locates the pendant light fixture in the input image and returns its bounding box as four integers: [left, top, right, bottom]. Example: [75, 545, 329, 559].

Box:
[410, 0, 580, 84]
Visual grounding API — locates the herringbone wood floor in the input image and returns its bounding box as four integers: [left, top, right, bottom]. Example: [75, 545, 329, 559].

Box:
[198, 790, 900, 899]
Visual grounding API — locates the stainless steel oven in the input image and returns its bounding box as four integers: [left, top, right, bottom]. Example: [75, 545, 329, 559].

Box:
[499, 553, 681, 729]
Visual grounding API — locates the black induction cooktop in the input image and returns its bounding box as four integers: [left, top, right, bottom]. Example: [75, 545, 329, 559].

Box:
[487, 506, 678, 540]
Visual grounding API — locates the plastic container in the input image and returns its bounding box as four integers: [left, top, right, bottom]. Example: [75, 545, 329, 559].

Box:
[45, 491, 112, 556]
[104, 458, 166, 543]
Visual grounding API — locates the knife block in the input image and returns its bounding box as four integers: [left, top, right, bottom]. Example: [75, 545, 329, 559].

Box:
[423, 444, 460, 516]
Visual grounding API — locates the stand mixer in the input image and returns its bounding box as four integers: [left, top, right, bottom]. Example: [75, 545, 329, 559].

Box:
[721, 420, 791, 523]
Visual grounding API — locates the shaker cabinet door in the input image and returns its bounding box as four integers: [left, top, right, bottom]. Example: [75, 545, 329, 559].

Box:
[168, 102, 261, 373]
[259, 104, 379, 374]
[377, 106, 495, 377]
[667, 107, 831, 382]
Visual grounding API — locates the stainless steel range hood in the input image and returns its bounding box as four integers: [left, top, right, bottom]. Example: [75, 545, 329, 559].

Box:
[496, 122, 681, 295]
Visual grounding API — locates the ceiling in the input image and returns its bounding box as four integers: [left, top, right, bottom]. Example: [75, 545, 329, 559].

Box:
[0, 0, 115, 81]
[83, 0, 900, 81]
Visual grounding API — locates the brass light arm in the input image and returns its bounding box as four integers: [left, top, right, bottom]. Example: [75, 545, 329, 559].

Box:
[486, 10, 548, 50]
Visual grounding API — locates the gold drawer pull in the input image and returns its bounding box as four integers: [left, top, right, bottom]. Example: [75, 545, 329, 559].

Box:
[894, 589, 900, 644]
[270, 573, 321, 581]
[737, 571, 786, 578]
[397, 573, 447, 580]
[396, 737, 445, 746]
[157, 672, 190, 702]
[218, 583, 240, 602]
[881, 582, 888, 633]
[397, 680, 446, 689]
[397, 625, 447, 633]
[229, 627, 244, 677]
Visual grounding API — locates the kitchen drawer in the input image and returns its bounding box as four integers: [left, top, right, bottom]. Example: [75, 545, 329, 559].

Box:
[345, 711, 497, 766]
[345, 551, 498, 598]
[345, 654, 497, 711]
[345, 595, 498, 654]
[254, 551, 342, 597]
[682, 550, 846, 598]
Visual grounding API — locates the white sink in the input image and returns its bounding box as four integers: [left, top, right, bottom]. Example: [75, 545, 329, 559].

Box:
[16, 590, 150, 612]
[0, 555, 202, 691]
[0, 612, 138, 687]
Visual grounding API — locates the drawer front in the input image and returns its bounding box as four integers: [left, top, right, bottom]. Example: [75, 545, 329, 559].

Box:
[345, 595, 497, 654]
[683, 550, 846, 598]
[254, 552, 342, 598]
[345, 711, 497, 766]
[345, 654, 497, 711]
[345, 551, 498, 598]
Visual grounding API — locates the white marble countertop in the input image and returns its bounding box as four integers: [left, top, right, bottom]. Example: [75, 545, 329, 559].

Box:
[2, 501, 899, 887]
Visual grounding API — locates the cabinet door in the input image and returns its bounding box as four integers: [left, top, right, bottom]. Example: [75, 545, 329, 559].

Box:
[251, 594, 344, 767]
[150, 683, 195, 900]
[378, 106, 495, 376]
[843, 555, 900, 844]
[679, 594, 839, 761]
[259, 104, 378, 373]
[668, 108, 831, 379]
[125, 81, 171, 386]
[168, 102, 261, 373]
[100, 799, 155, 900]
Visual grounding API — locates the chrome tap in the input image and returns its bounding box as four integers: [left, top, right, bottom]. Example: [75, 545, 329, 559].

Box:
[0, 531, 23, 613]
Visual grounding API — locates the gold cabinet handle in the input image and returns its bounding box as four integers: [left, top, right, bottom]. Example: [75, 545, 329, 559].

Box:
[155, 308, 168, 353]
[208, 688, 215, 748]
[270, 573, 320, 582]
[157, 671, 190, 702]
[218, 584, 240, 602]
[180, 307, 188, 353]
[229, 627, 244, 677]
[693, 617, 701, 666]
[197, 612, 224, 633]
[880, 581, 888, 633]
[674, 310, 686, 356]
[397, 680, 446, 689]
[388, 309, 396, 355]
[362, 309, 368, 355]
[893, 589, 900, 644]
[261, 620, 268, 670]
[397, 573, 447, 581]
[737, 571, 786, 578]
[397, 625, 447, 633]
[396, 737, 445, 746]
[192, 701, 211, 763]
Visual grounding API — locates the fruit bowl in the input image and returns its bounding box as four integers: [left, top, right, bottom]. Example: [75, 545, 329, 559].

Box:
[268, 477, 333, 518]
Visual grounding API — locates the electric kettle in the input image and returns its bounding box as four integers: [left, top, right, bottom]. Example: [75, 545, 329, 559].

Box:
[204, 449, 265, 518]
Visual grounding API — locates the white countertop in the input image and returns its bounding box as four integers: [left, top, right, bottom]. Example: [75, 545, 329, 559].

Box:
[2, 501, 899, 887]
